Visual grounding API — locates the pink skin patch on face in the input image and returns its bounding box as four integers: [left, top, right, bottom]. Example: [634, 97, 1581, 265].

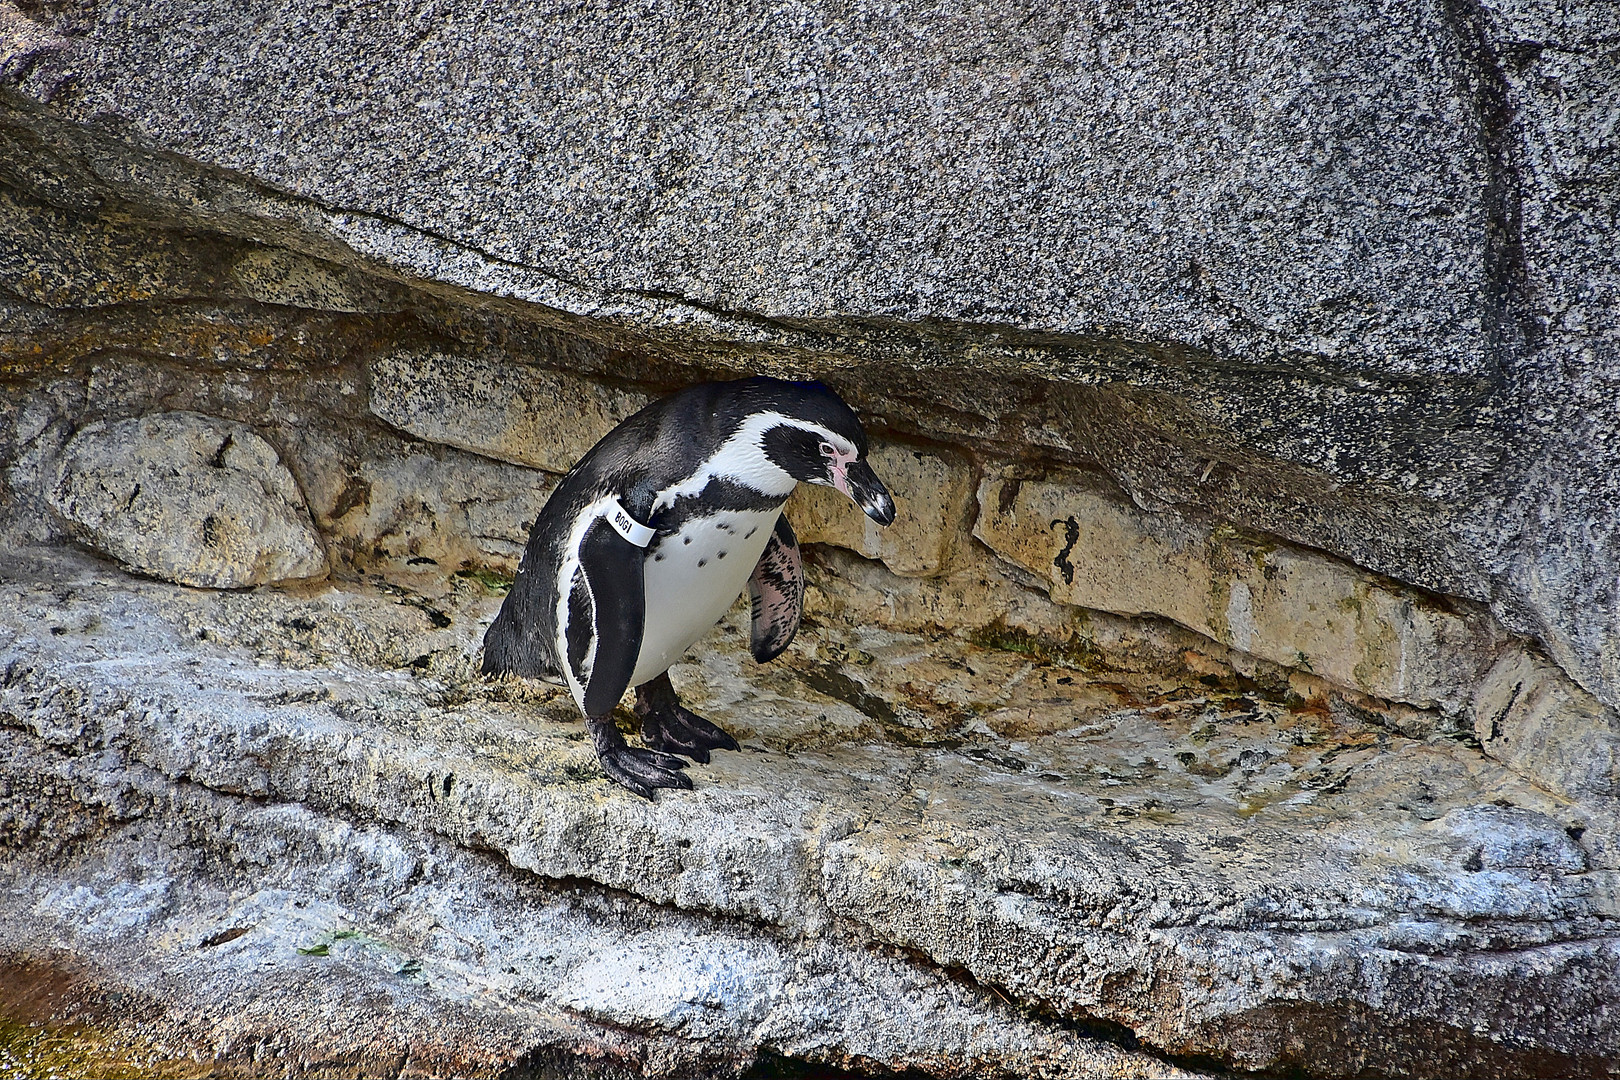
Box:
[823, 442, 858, 496]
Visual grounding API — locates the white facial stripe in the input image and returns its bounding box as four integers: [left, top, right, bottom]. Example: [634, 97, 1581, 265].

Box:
[653, 412, 853, 509]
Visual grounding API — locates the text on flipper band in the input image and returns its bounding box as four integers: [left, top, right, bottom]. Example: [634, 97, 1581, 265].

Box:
[605, 498, 656, 547]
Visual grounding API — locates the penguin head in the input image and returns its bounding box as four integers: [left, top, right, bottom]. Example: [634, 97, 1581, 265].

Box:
[752, 380, 896, 526]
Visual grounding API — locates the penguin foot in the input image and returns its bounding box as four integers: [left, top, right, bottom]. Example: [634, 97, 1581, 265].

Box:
[635, 673, 741, 765]
[589, 715, 692, 800]
[642, 705, 741, 765]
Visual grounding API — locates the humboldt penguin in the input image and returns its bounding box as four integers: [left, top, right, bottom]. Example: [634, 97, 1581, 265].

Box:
[482, 377, 894, 798]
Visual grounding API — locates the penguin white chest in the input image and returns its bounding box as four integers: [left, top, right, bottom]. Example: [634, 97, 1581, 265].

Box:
[631, 508, 781, 686]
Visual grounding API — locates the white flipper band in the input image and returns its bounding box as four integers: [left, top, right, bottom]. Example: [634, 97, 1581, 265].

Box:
[605, 497, 656, 547]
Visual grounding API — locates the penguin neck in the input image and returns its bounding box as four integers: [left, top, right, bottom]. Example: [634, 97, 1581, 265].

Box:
[654, 411, 804, 509]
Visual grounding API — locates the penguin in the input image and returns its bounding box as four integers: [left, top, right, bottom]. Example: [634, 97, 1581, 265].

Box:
[481, 376, 895, 798]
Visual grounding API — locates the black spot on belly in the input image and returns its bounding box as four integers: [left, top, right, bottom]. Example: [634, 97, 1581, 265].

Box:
[717, 550, 727, 559]
[683, 536, 692, 545]
[654, 553, 665, 561]
[744, 527, 758, 539]
[698, 558, 708, 567]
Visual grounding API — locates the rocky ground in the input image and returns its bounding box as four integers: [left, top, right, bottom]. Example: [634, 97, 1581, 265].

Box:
[3, 543, 1615, 1078]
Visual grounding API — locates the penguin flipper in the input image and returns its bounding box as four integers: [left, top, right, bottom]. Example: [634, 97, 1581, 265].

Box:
[747, 514, 805, 663]
[562, 518, 647, 717]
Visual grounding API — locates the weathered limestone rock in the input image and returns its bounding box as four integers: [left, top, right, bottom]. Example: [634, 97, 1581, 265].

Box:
[370, 349, 650, 473]
[788, 440, 974, 577]
[976, 473, 1506, 711]
[1429, 804, 1588, 875]
[0, 546, 1614, 1078]
[47, 412, 328, 588]
[1471, 649, 1620, 868]
[2, 762, 1191, 1080]
[283, 423, 556, 576]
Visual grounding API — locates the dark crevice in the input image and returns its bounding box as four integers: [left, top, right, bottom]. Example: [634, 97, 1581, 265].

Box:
[1437, 0, 1538, 377]
[741, 1053, 936, 1080]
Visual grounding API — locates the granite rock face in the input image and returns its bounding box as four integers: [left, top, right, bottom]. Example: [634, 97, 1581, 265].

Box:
[0, 0, 1617, 1075]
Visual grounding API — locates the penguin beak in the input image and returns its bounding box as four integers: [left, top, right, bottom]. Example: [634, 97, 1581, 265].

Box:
[841, 459, 895, 526]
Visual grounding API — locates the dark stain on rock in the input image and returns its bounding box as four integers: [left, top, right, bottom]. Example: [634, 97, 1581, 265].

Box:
[330, 475, 372, 520]
[742, 1052, 938, 1079]
[1050, 516, 1079, 585]
[996, 477, 1022, 515]
[794, 662, 897, 724]
[199, 926, 252, 948]
[208, 433, 233, 468]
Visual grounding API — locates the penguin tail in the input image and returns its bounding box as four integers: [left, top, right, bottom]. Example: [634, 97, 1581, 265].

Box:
[481, 610, 563, 683]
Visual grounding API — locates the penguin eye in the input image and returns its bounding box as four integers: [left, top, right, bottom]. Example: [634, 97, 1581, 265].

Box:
[818, 441, 836, 459]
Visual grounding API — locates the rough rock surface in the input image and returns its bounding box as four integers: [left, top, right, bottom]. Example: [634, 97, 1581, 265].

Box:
[3, 546, 1616, 1078]
[788, 440, 976, 578]
[370, 349, 652, 474]
[47, 411, 328, 589]
[975, 473, 1508, 712]
[0, 0, 1617, 1074]
[1, 0, 1616, 712]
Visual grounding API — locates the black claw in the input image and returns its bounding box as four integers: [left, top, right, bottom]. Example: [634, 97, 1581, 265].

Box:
[598, 744, 693, 798]
[602, 765, 653, 801]
[635, 673, 740, 764]
[589, 714, 692, 799]
[623, 746, 694, 785]
[644, 749, 690, 771]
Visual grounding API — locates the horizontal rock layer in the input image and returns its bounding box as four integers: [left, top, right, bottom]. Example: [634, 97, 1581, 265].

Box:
[2, 546, 1616, 1078]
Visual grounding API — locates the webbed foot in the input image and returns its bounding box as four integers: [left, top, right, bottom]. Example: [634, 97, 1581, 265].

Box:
[589, 714, 692, 800]
[634, 672, 741, 765]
